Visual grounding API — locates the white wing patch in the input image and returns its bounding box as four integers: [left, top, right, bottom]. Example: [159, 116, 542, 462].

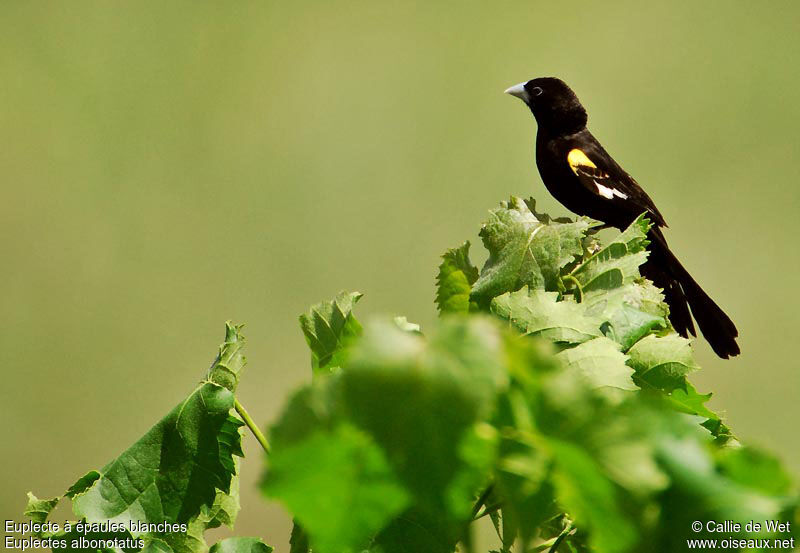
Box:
[594, 180, 628, 200]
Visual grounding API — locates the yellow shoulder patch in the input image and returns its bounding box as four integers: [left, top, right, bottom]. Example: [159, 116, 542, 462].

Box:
[567, 148, 597, 174]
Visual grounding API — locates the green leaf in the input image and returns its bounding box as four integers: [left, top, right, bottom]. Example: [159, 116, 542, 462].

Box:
[22, 197, 800, 553]
[142, 539, 178, 553]
[625, 334, 731, 436]
[264, 317, 510, 552]
[50, 524, 139, 552]
[203, 472, 241, 530]
[435, 241, 479, 314]
[65, 471, 101, 498]
[491, 287, 603, 345]
[492, 338, 566, 547]
[206, 322, 247, 392]
[716, 446, 794, 496]
[597, 440, 670, 497]
[657, 435, 789, 524]
[72, 382, 244, 527]
[664, 381, 715, 417]
[28, 324, 250, 553]
[555, 337, 637, 392]
[494, 440, 557, 545]
[549, 439, 638, 553]
[570, 214, 650, 292]
[627, 333, 699, 392]
[160, 519, 206, 553]
[288, 521, 310, 553]
[370, 508, 460, 553]
[209, 537, 273, 553]
[263, 419, 409, 553]
[700, 417, 736, 444]
[157, 466, 244, 553]
[584, 281, 668, 350]
[444, 422, 498, 518]
[652, 429, 796, 549]
[342, 318, 506, 518]
[299, 291, 363, 374]
[471, 197, 594, 304]
[23, 493, 59, 525]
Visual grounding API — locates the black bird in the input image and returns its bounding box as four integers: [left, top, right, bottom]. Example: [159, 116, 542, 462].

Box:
[505, 77, 739, 358]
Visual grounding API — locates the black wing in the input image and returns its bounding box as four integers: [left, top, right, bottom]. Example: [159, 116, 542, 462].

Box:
[566, 140, 667, 228]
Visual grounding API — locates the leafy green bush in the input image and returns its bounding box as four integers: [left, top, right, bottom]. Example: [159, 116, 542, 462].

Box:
[25, 197, 798, 552]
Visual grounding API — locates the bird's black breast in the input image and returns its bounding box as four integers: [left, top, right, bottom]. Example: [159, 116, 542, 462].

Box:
[534, 131, 617, 224]
[534, 129, 662, 229]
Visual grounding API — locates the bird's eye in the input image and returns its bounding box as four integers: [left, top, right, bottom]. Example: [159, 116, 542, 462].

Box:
[531, 86, 544, 97]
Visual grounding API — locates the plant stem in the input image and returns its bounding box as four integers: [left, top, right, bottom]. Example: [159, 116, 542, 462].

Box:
[526, 522, 575, 553]
[562, 275, 584, 303]
[470, 484, 494, 519]
[234, 398, 271, 454]
[461, 485, 493, 553]
[528, 537, 557, 552]
[547, 522, 574, 553]
[473, 501, 503, 521]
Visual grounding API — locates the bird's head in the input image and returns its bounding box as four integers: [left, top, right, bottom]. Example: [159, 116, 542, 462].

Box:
[505, 77, 588, 133]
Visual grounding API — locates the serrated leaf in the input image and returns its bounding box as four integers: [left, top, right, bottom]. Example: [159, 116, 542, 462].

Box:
[625, 334, 732, 438]
[664, 381, 715, 417]
[436, 241, 479, 314]
[73, 382, 244, 528]
[659, 380, 736, 443]
[65, 471, 101, 498]
[160, 464, 244, 553]
[471, 197, 594, 304]
[555, 337, 637, 392]
[209, 537, 273, 553]
[570, 214, 651, 292]
[24, 493, 59, 525]
[206, 322, 247, 392]
[491, 287, 603, 345]
[627, 333, 699, 392]
[300, 291, 363, 373]
[161, 518, 206, 553]
[700, 417, 736, 444]
[607, 213, 652, 253]
[584, 281, 668, 350]
[28, 324, 249, 553]
[23, 197, 800, 553]
[204, 472, 241, 529]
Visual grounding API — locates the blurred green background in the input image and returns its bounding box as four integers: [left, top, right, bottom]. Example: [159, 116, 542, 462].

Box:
[2, 1, 799, 550]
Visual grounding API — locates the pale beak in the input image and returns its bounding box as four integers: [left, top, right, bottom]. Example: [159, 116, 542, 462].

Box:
[504, 82, 530, 102]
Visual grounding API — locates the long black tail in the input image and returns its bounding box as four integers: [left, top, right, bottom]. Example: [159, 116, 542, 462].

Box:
[640, 227, 739, 358]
